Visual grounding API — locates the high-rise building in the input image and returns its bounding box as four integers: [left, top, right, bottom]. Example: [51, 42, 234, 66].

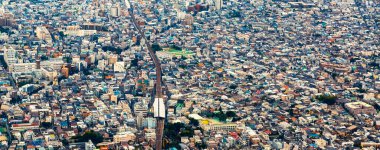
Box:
[110, 3, 121, 18]
[215, 0, 223, 10]
[125, 0, 131, 9]
[110, 6, 120, 17]
[136, 112, 144, 129]
[143, 117, 157, 129]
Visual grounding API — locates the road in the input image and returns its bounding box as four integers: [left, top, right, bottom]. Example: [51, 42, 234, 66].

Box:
[127, 3, 165, 150]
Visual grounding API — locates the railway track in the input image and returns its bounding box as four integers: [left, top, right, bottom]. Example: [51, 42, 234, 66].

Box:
[127, 3, 165, 150]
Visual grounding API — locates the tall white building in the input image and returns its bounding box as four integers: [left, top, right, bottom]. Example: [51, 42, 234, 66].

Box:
[136, 112, 144, 129]
[124, 0, 131, 9]
[215, 0, 223, 10]
[110, 6, 121, 17]
[111, 7, 117, 17]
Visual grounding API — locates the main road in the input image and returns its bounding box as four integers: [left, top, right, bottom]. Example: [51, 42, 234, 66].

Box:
[126, 1, 165, 150]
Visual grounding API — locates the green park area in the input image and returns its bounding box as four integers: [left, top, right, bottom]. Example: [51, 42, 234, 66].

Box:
[152, 44, 194, 57]
[167, 49, 194, 57]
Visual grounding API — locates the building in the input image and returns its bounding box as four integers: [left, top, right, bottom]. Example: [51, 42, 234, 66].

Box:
[6, 57, 62, 73]
[85, 140, 96, 150]
[64, 26, 97, 36]
[9, 63, 36, 73]
[113, 132, 136, 143]
[134, 102, 148, 116]
[40, 59, 64, 70]
[108, 55, 118, 65]
[361, 142, 380, 148]
[41, 67, 58, 81]
[19, 84, 35, 93]
[183, 14, 194, 25]
[11, 122, 40, 131]
[153, 98, 165, 118]
[61, 65, 69, 78]
[202, 122, 238, 131]
[35, 26, 53, 45]
[3, 46, 18, 68]
[215, 0, 223, 10]
[143, 117, 156, 129]
[345, 102, 376, 116]
[136, 113, 144, 129]
[199, 119, 242, 131]
[110, 6, 121, 17]
[114, 62, 126, 73]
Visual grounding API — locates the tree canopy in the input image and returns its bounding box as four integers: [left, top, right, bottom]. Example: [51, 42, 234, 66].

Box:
[315, 94, 338, 105]
[164, 122, 195, 149]
[188, 117, 199, 126]
[151, 43, 162, 52]
[71, 130, 104, 146]
[170, 45, 181, 50]
[102, 46, 123, 54]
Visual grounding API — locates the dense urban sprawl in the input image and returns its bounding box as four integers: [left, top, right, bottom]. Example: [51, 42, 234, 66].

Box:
[0, 0, 379, 149]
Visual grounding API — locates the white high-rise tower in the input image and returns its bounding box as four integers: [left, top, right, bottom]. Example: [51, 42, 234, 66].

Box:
[215, 0, 223, 10]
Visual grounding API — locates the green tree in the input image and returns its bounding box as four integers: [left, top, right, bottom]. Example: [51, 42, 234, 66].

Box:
[40, 55, 49, 61]
[218, 107, 223, 113]
[10, 96, 22, 104]
[0, 112, 7, 118]
[246, 75, 253, 81]
[164, 123, 185, 149]
[151, 43, 162, 51]
[58, 31, 65, 37]
[196, 142, 207, 149]
[226, 111, 237, 118]
[189, 118, 199, 126]
[315, 95, 338, 105]
[178, 64, 187, 69]
[181, 55, 187, 60]
[63, 56, 72, 63]
[232, 117, 242, 122]
[102, 46, 123, 54]
[229, 84, 238, 89]
[170, 45, 181, 50]
[71, 130, 104, 145]
[62, 139, 69, 146]
[41, 122, 52, 128]
[218, 113, 227, 122]
[180, 127, 194, 137]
